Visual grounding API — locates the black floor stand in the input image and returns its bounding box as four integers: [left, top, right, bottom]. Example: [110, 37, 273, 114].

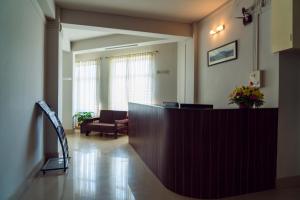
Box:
[36, 100, 70, 174]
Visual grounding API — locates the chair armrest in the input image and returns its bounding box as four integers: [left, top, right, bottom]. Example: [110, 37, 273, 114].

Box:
[115, 119, 129, 133]
[115, 119, 128, 125]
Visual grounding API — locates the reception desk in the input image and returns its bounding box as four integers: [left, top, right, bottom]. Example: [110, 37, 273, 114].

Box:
[128, 103, 278, 199]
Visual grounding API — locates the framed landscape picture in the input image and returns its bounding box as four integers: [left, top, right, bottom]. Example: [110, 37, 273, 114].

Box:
[207, 40, 238, 66]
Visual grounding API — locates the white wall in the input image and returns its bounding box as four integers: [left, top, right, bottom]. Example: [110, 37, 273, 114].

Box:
[62, 51, 73, 130]
[72, 34, 161, 52]
[75, 42, 177, 109]
[0, 0, 45, 199]
[197, 0, 279, 108]
[45, 12, 60, 157]
[177, 39, 195, 103]
[177, 42, 186, 102]
[37, 0, 55, 18]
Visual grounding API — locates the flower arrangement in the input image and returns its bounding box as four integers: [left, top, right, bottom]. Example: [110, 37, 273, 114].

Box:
[229, 86, 264, 108]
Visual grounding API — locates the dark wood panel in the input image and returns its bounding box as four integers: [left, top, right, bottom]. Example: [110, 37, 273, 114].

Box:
[128, 103, 278, 199]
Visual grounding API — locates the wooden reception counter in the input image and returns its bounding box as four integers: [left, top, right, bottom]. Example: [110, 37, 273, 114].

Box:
[128, 103, 278, 199]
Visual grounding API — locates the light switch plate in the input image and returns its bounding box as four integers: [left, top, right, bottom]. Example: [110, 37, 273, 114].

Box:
[249, 70, 262, 88]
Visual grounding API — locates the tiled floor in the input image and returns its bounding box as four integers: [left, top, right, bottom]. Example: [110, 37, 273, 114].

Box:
[21, 131, 300, 200]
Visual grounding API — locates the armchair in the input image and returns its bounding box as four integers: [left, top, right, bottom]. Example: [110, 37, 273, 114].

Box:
[80, 110, 128, 139]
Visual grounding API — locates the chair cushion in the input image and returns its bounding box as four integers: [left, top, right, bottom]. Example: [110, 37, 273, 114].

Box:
[86, 122, 115, 132]
[115, 119, 128, 124]
[99, 123, 115, 127]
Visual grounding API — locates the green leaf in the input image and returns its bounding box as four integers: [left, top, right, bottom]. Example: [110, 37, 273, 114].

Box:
[74, 112, 93, 124]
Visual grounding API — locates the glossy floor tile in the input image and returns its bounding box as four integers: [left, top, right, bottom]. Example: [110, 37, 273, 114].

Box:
[21, 131, 300, 200]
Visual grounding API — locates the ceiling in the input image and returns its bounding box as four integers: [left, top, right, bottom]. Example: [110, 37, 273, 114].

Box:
[62, 25, 112, 41]
[55, 0, 229, 23]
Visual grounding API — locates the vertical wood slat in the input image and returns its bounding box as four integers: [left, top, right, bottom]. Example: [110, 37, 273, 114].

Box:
[128, 103, 278, 199]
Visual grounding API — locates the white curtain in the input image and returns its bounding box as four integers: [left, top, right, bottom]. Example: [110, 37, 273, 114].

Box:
[73, 59, 101, 116]
[109, 53, 155, 111]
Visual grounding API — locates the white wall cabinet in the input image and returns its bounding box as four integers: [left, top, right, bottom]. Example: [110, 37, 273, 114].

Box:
[272, 0, 300, 53]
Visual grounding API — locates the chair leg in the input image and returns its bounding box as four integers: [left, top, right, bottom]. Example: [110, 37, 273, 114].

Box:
[86, 131, 90, 136]
[114, 131, 118, 139]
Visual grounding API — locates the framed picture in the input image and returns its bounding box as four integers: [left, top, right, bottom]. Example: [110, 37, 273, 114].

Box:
[207, 40, 238, 66]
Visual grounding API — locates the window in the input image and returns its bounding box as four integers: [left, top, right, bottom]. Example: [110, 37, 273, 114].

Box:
[73, 59, 100, 116]
[109, 53, 154, 111]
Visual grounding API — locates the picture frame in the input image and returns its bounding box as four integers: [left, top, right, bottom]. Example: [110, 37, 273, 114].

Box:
[207, 40, 238, 66]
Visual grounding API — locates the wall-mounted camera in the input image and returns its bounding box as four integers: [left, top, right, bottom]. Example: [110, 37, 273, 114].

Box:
[236, 7, 253, 26]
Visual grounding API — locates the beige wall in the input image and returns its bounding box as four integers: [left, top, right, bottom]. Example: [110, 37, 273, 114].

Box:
[75, 42, 177, 109]
[0, 0, 45, 199]
[61, 8, 192, 37]
[294, 0, 300, 49]
[278, 51, 300, 178]
[62, 51, 73, 129]
[197, 0, 279, 108]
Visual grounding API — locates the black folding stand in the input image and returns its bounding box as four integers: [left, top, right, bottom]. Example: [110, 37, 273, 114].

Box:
[36, 100, 70, 174]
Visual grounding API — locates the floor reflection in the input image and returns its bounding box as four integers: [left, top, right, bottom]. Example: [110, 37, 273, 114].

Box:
[73, 150, 99, 199]
[113, 157, 135, 200]
[72, 141, 135, 200]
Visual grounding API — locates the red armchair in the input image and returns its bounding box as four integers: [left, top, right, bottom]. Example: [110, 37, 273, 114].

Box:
[80, 110, 128, 139]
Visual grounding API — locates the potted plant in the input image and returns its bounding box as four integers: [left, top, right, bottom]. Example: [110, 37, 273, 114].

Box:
[73, 112, 93, 128]
[229, 86, 264, 108]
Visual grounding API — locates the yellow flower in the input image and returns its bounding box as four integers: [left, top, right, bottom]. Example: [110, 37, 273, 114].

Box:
[229, 85, 264, 106]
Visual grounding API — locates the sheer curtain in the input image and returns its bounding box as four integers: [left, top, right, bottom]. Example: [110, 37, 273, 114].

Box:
[109, 57, 128, 111]
[73, 59, 101, 116]
[109, 53, 155, 111]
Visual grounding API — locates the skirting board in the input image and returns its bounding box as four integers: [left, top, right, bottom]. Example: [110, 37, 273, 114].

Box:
[9, 158, 45, 200]
[276, 176, 300, 189]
